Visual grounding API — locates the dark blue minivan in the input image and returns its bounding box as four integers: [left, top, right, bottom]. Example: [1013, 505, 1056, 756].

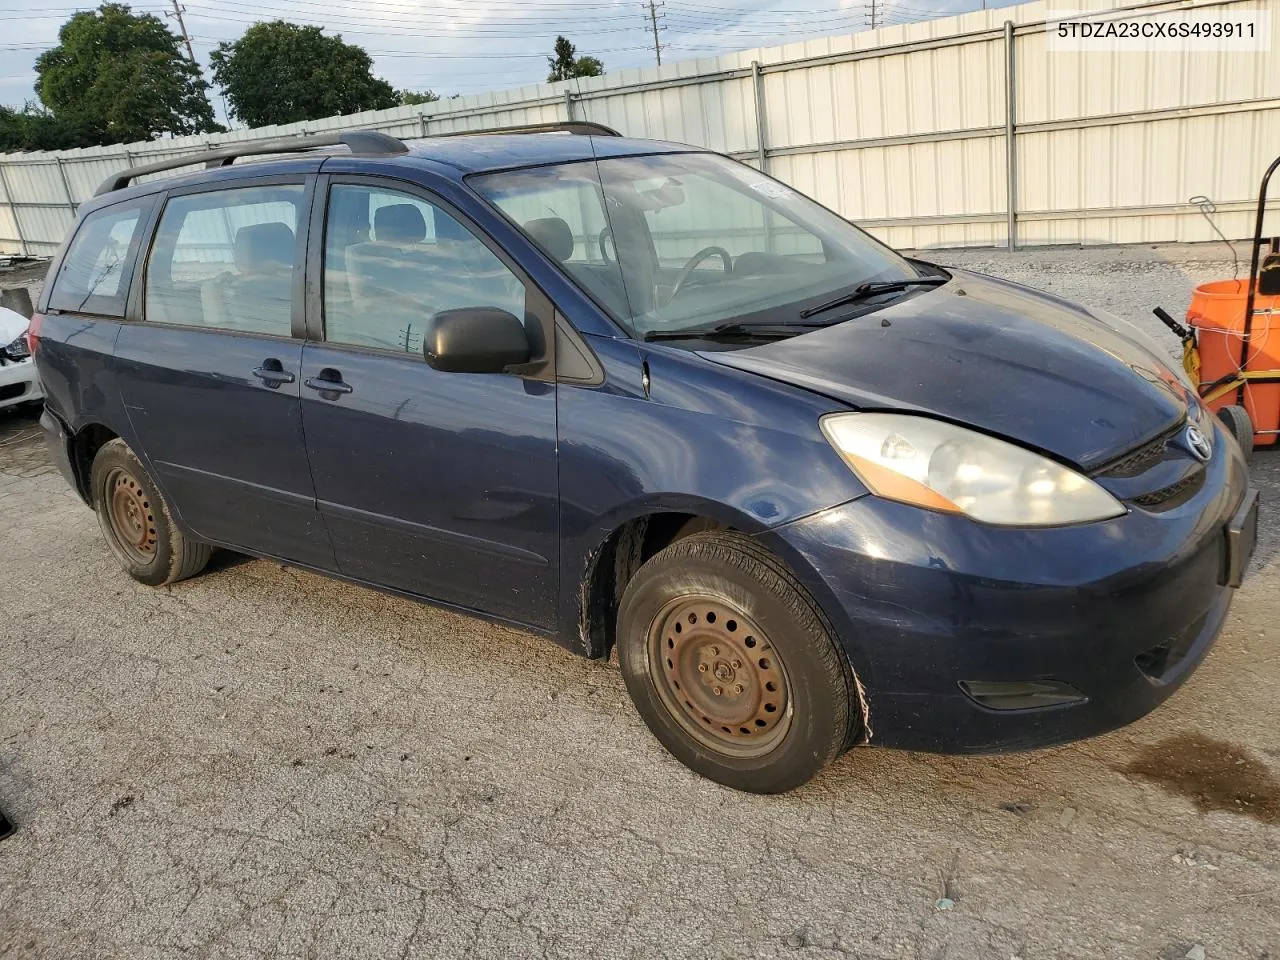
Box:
[33, 124, 1257, 792]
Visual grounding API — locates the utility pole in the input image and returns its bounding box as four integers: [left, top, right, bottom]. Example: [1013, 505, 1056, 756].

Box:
[168, 0, 196, 64]
[866, 0, 878, 29]
[645, 0, 664, 66]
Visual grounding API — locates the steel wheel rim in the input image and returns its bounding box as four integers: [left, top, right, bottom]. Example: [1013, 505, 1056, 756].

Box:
[647, 595, 793, 758]
[105, 467, 157, 564]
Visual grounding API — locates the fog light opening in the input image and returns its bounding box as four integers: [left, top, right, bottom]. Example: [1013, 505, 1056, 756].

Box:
[959, 679, 1087, 711]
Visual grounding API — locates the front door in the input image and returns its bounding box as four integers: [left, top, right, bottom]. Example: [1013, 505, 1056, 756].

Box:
[299, 178, 559, 629]
[113, 177, 335, 569]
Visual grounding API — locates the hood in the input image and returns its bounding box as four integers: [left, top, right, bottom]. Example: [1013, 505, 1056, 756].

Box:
[701, 270, 1188, 470]
[0, 306, 28, 344]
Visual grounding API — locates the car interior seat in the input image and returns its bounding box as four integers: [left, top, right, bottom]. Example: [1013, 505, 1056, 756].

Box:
[201, 222, 296, 335]
[337, 203, 440, 350]
[346, 204, 434, 303]
[523, 216, 629, 318]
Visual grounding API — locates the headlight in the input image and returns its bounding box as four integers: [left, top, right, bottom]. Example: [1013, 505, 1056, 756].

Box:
[820, 413, 1125, 526]
[3, 333, 30, 362]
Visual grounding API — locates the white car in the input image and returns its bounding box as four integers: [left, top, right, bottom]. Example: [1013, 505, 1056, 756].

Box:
[0, 304, 43, 411]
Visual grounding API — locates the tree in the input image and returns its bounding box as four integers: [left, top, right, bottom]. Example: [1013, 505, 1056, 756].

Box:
[546, 36, 605, 83]
[210, 23, 399, 128]
[0, 104, 94, 152]
[34, 3, 219, 145]
[397, 90, 440, 106]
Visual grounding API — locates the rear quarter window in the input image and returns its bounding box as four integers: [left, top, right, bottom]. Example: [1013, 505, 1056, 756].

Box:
[47, 197, 155, 317]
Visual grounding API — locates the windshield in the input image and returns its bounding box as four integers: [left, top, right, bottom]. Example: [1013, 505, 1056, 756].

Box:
[472, 152, 924, 338]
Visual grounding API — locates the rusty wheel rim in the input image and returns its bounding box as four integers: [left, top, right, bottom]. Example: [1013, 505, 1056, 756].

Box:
[105, 467, 158, 565]
[647, 595, 792, 758]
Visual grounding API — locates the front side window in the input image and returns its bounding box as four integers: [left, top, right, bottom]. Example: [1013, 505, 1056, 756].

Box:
[322, 184, 525, 354]
[473, 153, 922, 339]
[144, 184, 304, 336]
[48, 201, 149, 316]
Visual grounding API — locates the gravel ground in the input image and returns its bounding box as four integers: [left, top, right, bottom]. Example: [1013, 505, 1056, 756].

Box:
[1, 243, 1278, 960]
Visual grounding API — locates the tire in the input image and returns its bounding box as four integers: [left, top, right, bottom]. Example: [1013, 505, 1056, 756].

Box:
[1217, 405, 1253, 460]
[90, 438, 212, 586]
[617, 530, 854, 793]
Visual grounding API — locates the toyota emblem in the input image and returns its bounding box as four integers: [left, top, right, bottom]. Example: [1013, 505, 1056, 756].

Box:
[1186, 425, 1212, 463]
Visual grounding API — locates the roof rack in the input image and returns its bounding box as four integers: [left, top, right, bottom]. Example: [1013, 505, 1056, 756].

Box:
[430, 120, 622, 138]
[94, 130, 408, 196]
[94, 121, 623, 196]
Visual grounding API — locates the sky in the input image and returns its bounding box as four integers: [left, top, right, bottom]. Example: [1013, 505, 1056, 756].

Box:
[0, 0, 1024, 121]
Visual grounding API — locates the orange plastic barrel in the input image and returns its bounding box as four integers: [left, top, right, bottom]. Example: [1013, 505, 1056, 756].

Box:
[1187, 279, 1280, 446]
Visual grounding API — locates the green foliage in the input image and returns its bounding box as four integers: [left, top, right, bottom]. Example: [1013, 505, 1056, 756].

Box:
[34, 3, 219, 145]
[210, 22, 400, 127]
[547, 36, 605, 83]
[397, 90, 440, 106]
[0, 103, 97, 152]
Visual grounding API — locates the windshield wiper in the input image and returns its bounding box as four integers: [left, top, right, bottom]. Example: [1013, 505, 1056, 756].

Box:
[643, 321, 830, 342]
[799, 275, 948, 319]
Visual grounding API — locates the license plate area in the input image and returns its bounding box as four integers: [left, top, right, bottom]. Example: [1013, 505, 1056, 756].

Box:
[1223, 487, 1259, 588]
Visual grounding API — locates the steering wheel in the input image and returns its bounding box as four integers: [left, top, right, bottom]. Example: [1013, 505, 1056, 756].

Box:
[598, 227, 616, 264]
[669, 246, 732, 302]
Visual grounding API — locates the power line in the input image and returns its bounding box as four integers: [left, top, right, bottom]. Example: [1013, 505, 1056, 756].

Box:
[182, 7, 653, 39]
[186, 0, 880, 33]
[186, 0, 653, 26]
[185, 34, 650, 59]
[4, 0, 964, 104]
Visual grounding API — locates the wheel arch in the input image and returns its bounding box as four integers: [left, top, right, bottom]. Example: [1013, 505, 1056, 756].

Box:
[67, 421, 121, 504]
[573, 498, 770, 662]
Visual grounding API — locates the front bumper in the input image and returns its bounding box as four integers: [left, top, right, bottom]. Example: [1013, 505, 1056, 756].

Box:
[0, 356, 43, 410]
[761, 425, 1252, 754]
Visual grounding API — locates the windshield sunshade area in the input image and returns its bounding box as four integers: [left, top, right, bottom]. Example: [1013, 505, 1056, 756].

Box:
[472, 152, 932, 341]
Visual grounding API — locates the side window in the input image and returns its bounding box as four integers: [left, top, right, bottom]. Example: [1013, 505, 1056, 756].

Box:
[484, 179, 610, 266]
[143, 184, 304, 336]
[48, 200, 150, 316]
[474, 165, 631, 318]
[323, 184, 525, 354]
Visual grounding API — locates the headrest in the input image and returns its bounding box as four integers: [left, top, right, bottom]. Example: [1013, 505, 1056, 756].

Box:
[375, 203, 427, 245]
[523, 217, 574, 262]
[234, 222, 294, 272]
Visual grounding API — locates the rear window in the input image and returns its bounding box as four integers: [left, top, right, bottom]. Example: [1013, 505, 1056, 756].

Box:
[47, 198, 153, 317]
[143, 183, 304, 337]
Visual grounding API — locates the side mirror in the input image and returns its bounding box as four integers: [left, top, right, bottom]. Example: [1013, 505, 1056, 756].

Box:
[424, 307, 531, 373]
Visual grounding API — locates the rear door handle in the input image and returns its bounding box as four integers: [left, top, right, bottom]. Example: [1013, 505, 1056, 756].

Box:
[304, 369, 353, 396]
[252, 360, 295, 387]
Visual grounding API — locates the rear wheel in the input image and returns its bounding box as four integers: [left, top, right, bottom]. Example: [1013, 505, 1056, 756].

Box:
[617, 530, 853, 793]
[90, 439, 211, 586]
[1217, 404, 1253, 459]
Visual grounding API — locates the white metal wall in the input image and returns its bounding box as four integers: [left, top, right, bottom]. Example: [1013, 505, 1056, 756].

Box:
[1, 0, 1276, 256]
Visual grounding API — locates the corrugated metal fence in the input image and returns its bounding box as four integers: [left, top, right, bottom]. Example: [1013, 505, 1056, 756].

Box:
[1, 0, 1277, 257]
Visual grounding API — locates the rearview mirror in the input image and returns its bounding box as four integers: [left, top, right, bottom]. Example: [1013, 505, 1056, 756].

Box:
[424, 307, 531, 373]
[636, 179, 685, 211]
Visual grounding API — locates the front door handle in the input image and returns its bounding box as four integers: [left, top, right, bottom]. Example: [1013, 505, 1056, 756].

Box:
[304, 368, 353, 397]
[252, 359, 295, 387]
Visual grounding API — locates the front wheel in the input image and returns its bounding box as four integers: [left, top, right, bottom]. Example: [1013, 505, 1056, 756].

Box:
[617, 531, 854, 793]
[91, 438, 212, 586]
